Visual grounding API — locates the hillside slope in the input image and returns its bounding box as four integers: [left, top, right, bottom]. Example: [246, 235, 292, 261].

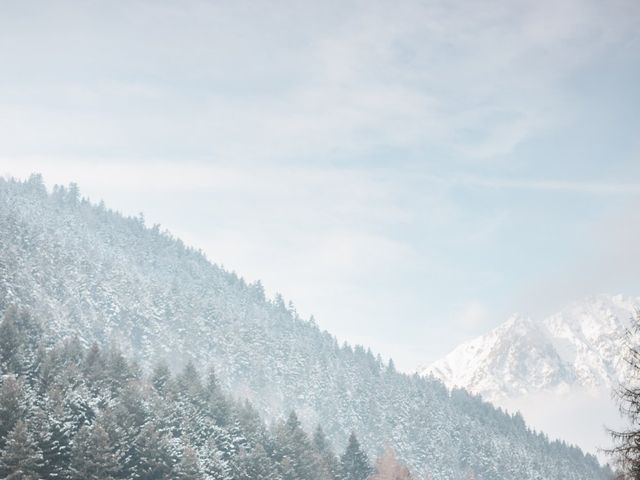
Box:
[0, 175, 612, 480]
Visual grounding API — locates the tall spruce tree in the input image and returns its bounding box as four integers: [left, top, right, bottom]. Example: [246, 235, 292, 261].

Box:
[0, 420, 43, 480]
[176, 446, 204, 480]
[28, 407, 70, 480]
[205, 367, 230, 427]
[151, 361, 171, 394]
[129, 423, 176, 480]
[0, 307, 21, 374]
[312, 425, 339, 480]
[274, 411, 318, 480]
[339, 432, 373, 480]
[69, 424, 120, 480]
[231, 444, 276, 480]
[0, 376, 25, 450]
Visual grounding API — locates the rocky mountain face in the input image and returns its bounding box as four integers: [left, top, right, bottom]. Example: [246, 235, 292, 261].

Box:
[0, 175, 613, 480]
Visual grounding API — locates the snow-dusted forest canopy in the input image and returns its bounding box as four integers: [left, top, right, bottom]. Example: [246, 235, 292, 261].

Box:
[0, 307, 374, 479]
[0, 175, 612, 479]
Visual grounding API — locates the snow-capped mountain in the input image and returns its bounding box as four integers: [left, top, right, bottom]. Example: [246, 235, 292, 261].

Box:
[423, 294, 638, 401]
[422, 294, 639, 459]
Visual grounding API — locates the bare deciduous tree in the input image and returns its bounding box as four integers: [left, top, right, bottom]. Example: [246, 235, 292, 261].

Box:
[609, 311, 640, 479]
[370, 447, 413, 480]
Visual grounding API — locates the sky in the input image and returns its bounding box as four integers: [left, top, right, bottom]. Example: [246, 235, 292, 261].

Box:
[1, 0, 639, 371]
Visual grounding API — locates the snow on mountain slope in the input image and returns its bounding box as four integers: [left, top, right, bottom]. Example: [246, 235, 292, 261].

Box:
[422, 294, 639, 458]
[424, 295, 637, 400]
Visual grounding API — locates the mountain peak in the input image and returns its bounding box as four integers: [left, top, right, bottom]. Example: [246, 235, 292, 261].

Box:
[424, 294, 639, 399]
[422, 293, 640, 459]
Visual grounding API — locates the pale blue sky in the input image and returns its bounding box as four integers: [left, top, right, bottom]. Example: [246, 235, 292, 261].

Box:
[1, 0, 639, 370]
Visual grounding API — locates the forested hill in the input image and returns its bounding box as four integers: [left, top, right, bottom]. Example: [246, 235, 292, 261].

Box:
[0, 309, 373, 480]
[0, 175, 612, 480]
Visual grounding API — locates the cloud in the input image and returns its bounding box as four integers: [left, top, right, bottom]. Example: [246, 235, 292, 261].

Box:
[450, 176, 640, 195]
[1, 0, 638, 164]
[515, 197, 640, 318]
[454, 302, 491, 329]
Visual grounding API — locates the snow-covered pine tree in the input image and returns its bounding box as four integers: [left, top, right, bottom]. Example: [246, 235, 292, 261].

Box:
[129, 423, 176, 479]
[69, 424, 120, 480]
[151, 361, 172, 394]
[0, 376, 24, 451]
[339, 432, 373, 480]
[0, 420, 43, 480]
[176, 446, 204, 480]
[312, 425, 339, 480]
[0, 307, 21, 375]
[231, 443, 276, 480]
[274, 411, 318, 480]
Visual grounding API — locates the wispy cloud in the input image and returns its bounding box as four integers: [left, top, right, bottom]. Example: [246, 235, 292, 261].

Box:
[449, 176, 640, 195]
[1, 0, 638, 163]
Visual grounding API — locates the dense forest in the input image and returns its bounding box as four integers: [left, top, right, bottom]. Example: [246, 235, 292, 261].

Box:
[0, 175, 613, 479]
[0, 305, 386, 479]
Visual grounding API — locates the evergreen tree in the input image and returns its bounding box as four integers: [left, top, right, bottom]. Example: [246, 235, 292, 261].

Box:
[0, 376, 25, 449]
[129, 423, 176, 480]
[69, 424, 120, 480]
[0, 420, 43, 480]
[104, 348, 135, 395]
[83, 343, 107, 395]
[339, 432, 372, 480]
[274, 411, 317, 480]
[176, 446, 203, 480]
[231, 444, 276, 480]
[312, 425, 339, 480]
[0, 307, 21, 374]
[205, 367, 229, 426]
[177, 361, 202, 398]
[200, 441, 227, 480]
[235, 400, 266, 448]
[29, 407, 71, 480]
[151, 361, 171, 395]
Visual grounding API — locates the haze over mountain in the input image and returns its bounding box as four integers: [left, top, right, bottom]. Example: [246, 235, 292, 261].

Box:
[423, 294, 638, 459]
[0, 174, 614, 479]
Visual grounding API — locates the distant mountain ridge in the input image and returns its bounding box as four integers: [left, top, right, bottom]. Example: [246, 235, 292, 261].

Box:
[423, 294, 638, 401]
[422, 294, 638, 461]
[0, 175, 612, 480]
